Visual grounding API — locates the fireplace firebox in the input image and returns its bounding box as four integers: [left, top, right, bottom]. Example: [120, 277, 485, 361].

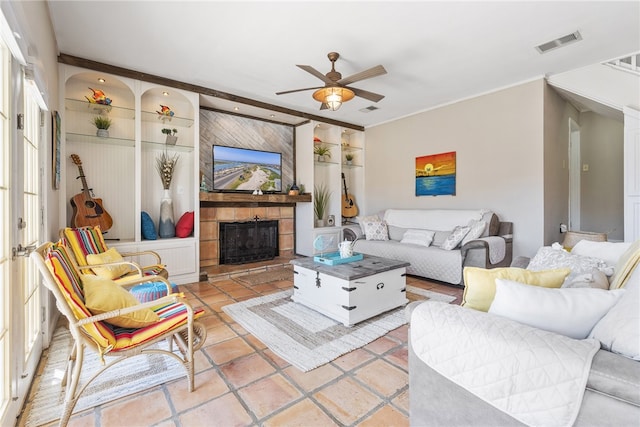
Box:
[219, 220, 279, 264]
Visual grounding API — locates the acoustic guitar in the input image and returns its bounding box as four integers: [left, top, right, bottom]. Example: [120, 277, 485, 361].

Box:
[69, 154, 113, 231]
[341, 172, 358, 218]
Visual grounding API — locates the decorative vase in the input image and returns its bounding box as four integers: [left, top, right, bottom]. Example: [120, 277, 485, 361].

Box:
[96, 129, 109, 138]
[315, 219, 325, 228]
[165, 135, 177, 145]
[317, 155, 325, 162]
[158, 189, 176, 238]
[346, 160, 352, 166]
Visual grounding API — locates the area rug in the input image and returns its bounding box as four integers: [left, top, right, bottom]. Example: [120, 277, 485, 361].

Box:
[234, 267, 293, 286]
[25, 327, 185, 426]
[222, 287, 455, 372]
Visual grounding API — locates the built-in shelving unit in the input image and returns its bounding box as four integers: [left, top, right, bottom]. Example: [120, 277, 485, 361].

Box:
[295, 122, 364, 256]
[59, 65, 200, 284]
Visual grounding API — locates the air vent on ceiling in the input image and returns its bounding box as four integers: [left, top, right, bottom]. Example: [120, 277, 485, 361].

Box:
[359, 105, 379, 113]
[535, 31, 582, 54]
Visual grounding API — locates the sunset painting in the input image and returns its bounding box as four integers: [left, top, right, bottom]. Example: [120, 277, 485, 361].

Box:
[415, 151, 456, 196]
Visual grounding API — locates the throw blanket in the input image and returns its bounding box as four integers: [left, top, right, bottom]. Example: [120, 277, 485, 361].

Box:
[479, 236, 506, 264]
[411, 302, 599, 427]
[384, 209, 485, 231]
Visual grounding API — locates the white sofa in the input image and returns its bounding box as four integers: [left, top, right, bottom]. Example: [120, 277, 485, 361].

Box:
[407, 239, 640, 426]
[344, 209, 513, 285]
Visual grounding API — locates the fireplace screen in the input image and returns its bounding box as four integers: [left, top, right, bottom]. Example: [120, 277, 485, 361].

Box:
[219, 220, 279, 264]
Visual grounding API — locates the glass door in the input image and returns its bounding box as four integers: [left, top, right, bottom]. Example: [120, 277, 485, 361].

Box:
[0, 33, 44, 425]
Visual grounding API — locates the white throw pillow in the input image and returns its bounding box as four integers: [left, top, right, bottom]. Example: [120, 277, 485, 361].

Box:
[441, 225, 470, 250]
[489, 279, 625, 339]
[363, 219, 389, 241]
[400, 229, 435, 247]
[357, 214, 383, 235]
[527, 246, 614, 285]
[562, 268, 610, 289]
[589, 267, 640, 360]
[571, 240, 633, 267]
[461, 220, 486, 246]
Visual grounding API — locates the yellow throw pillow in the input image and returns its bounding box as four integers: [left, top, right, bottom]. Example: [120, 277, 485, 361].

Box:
[462, 267, 571, 312]
[81, 275, 159, 328]
[86, 247, 131, 280]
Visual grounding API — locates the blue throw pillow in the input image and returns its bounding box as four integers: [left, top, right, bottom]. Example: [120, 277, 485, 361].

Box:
[141, 211, 157, 240]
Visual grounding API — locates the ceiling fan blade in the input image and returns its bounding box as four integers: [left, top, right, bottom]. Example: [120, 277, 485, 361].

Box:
[276, 86, 324, 95]
[337, 65, 387, 86]
[349, 86, 385, 103]
[297, 65, 334, 84]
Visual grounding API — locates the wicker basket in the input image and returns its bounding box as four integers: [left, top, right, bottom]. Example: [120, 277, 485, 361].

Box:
[562, 230, 607, 249]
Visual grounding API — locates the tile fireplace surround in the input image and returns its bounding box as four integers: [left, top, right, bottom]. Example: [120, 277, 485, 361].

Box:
[199, 192, 311, 277]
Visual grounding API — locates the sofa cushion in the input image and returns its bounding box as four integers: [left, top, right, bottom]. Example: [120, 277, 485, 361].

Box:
[387, 225, 408, 241]
[589, 266, 640, 360]
[562, 268, 610, 289]
[490, 279, 624, 339]
[527, 246, 613, 285]
[462, 267, 571, 312]
[400, 229, 435, 247]
[363, 218, 389, 241]
[571, 240, 632, 267]
[383, 209, 486, 231]
[441, 225, 471, 250]
[461, 220, 486, 246]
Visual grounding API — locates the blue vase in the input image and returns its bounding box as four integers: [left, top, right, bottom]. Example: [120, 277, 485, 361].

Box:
[158, 189, 175, 238]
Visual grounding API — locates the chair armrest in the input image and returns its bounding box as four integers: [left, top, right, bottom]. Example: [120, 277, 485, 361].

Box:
[343, 224, 364, 240]
[76, 293, 180, 326]
[120, 250, 162, 265]
[77, 261, 143, 278]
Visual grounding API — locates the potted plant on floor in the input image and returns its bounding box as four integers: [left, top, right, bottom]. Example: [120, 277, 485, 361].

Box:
[92, 116, 112, 138]
[314, 183, 331, 227]
[313, 145, 331, 162]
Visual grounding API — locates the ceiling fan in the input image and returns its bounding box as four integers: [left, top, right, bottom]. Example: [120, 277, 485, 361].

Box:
[276, 52, 387, 111]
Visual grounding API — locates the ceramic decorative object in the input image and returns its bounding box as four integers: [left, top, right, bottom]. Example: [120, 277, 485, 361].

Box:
[85, 87, 112, 105]
[162, 128, 178, 145]
[156, 151, 179, 238]
[156, 105, 175, 118]
[158, 189, 175, 238]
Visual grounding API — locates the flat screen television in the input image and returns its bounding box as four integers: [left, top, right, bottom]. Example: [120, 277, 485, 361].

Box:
[212, 145, 282, 192]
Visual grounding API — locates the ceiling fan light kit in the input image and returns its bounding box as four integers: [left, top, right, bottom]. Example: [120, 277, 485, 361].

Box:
[277, 51, 387, 111]
[312, 87, 355, 111]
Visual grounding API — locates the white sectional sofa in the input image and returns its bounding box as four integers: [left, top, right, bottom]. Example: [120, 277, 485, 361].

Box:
[407, 239, 640, 426]
[344, 209, 513, 285]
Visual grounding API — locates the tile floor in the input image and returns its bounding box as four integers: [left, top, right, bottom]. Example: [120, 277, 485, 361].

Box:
[19, 273, 462, 427]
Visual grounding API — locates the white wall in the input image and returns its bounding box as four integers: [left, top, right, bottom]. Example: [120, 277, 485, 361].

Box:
[364, 80, 546, 258]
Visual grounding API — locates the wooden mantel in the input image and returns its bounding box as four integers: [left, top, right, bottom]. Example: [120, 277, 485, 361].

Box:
[200, 192, 311, 206]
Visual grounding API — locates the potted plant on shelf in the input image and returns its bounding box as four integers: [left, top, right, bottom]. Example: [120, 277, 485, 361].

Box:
[345, 153, 354, 165]
[162, 128, 178, 145]
[92, 116, 112, 138]
[314, 183, 331, 227]
[313, 145, 331, 162]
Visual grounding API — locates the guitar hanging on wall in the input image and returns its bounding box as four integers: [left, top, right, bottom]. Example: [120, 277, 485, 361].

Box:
[341, 172, 358, 218]
[69, 154, 113, 231]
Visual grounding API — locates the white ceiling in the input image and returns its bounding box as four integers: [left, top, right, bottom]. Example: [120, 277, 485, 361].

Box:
[46, 1, 640, 128]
